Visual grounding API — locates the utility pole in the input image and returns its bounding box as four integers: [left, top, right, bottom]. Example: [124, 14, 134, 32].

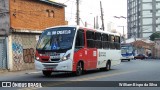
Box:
[76, 0, 80, 25]
[100, 1, 105, 31]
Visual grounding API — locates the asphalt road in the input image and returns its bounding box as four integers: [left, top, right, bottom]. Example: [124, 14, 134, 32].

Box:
[1, 59, 160, 90]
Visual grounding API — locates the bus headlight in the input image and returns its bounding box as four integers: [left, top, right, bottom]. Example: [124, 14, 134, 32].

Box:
[36, 57, 40, 60]
[62, 54, 70, 61]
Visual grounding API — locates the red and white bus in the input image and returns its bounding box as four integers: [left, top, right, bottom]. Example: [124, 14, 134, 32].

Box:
[35, 25, 121, 76]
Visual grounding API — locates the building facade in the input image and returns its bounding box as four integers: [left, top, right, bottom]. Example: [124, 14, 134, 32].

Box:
[131, 39, 154, 57]
[0, 0, 9, 70]
[153, 38, 160, 59]
[127, 0, 160, 38]
[0, 0, 66, 71]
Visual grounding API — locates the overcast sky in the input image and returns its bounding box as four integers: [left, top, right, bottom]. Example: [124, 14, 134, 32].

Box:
[52, 0, 127, 35]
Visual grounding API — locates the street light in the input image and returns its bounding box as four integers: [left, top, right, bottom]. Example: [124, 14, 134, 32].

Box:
[113, 16, 127, 43]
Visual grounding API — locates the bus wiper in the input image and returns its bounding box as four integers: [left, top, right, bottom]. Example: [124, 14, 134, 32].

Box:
[41, 39, 50, 50]
[42, 35, 57, 50]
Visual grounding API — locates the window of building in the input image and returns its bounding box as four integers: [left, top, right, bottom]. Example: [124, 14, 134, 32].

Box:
[142, 11, 152, 17]
[143, 18, 152, 25]
[156, 2, 160, 8]
[142, 3, 152, 10]
[142, 33, 152, 38]
[142, 0, 152, 2]
[142, 26, 153, 32]
[46, 10, 54, 17]
[156, 9, 160, 16]
[156, 17, 160, 23]
[50, 10, 55, 17]
[156, 25, 160, 31]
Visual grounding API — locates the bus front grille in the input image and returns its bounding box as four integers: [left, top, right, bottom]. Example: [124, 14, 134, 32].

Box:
[42, 59, 49, 62]
[51, 59, 60, 61]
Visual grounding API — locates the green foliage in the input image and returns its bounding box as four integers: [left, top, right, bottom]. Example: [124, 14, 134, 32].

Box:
[150, 32, 160, 41]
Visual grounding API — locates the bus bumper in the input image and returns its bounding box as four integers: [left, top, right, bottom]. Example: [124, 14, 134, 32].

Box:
[121, 56, 134, 60]
[35, 60, 72, 72]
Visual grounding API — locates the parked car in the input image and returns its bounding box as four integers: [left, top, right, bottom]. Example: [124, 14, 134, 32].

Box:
[134, 54, 148, 60]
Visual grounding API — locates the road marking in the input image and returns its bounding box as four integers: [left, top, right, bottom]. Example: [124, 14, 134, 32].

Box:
[70, 70, 138, 81]
[18, 70, 138, 90]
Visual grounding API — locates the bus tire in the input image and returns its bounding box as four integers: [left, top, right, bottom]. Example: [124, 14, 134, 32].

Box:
[42, 71, 52, 77]
[100, 61, 111, 71]
[75, 62, 83, 76]
[106, 62, 111, 71]
[128, 59, 130, 61]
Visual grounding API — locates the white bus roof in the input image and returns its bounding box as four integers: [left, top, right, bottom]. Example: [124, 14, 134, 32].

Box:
[46, 25, 120, 36]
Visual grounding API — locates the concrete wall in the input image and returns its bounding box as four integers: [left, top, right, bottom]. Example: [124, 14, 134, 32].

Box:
[0, 0, 66, 71]
[0, 0, 10, 35]
[11, 33, 39, 71]
[153, 39, 160, 59]
[10, 0, 66, 30]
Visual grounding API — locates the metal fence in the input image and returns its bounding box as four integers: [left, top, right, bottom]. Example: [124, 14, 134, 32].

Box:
[0, 39, 7, 69]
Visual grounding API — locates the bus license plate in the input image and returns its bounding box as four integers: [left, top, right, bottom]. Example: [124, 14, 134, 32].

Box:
[50, 56, 60, 59]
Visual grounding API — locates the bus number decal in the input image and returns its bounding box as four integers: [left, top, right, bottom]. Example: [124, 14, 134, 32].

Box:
[99, 52, 106, 57]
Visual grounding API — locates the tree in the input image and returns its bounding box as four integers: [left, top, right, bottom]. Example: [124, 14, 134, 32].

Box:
[150, 32, 160, 41]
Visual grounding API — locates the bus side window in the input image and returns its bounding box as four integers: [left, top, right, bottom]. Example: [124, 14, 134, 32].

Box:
[116, 36, 120, 50]
[106, 34, 109, 48]
[110, 35, 115, 49]
[86, 30, 94, 48]
[108, 35, 112, 49]
[75, 29, 84, 48]
[95, 32, 102, 49]
[102, 34, 108, 49]
[117, 36, 120, 49]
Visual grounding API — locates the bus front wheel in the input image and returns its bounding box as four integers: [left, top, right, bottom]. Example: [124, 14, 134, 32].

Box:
[75, 62, 83, 76]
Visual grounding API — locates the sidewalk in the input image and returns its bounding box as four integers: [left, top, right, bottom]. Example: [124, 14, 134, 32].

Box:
[0, 69, 40, 76]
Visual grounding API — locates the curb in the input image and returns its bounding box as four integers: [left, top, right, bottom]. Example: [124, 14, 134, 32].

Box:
[0, 69, 38, 75]
[0, 69, 9, 73]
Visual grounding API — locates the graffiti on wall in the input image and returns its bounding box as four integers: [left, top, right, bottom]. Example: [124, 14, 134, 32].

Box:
[23, 48, 34, 63]
[12, 42, 23, 63]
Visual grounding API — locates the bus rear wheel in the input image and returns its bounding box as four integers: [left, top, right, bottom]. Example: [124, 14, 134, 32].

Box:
[100, 62, 111, 71]
[42, 71, 52, 77]
[106, 62, 111, 71]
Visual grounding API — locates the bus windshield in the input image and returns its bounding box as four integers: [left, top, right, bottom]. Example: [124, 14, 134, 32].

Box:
[121, 46, 133, 54]
[36, 27, 76, 50]
[121, 46, 128, 54]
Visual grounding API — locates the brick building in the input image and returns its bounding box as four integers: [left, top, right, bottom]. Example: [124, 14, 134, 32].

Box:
[125, 38, 154, 57]
[132, 40, 154, 57]
[0, 0, 66, 71]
